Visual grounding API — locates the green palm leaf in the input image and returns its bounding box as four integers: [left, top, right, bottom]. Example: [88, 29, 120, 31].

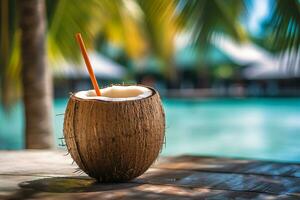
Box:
[268, 0, 300, 52]
[136, 0, 180, 79]
[179, 0, 247, 45]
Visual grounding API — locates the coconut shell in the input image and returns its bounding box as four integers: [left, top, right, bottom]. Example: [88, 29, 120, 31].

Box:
[63, 86, 165, 182]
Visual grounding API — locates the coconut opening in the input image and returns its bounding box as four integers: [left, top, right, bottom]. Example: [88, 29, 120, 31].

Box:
[75, 85, 153, 101]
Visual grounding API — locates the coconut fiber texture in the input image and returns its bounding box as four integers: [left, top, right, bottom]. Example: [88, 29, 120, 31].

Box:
[63, 87, 165, 182]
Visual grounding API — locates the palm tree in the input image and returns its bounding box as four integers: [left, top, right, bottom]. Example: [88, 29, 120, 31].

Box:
[19, 0, 54, 148]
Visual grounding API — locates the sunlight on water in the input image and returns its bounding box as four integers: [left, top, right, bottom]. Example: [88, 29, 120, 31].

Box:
[161, 98, 300, 162]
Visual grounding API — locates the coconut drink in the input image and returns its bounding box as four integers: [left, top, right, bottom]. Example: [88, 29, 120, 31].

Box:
[63, 34, 165, 182]
[63, 85, 165, 182]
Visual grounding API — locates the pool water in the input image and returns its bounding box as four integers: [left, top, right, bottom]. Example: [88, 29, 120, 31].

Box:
[1, 98, 300, 163]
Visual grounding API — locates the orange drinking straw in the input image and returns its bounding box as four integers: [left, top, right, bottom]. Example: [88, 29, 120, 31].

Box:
[75, 33, 101, 96]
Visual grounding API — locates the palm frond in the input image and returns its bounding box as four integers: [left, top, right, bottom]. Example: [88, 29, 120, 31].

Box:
[47, 0, 114, 63]
[265, 0, 300, 74]
[47, 0, 147, 63]
[0, 0, 21, 108]
[179, 0, 247, 46]
[137, 0, 180, 79]
[268, 0, 300, 52]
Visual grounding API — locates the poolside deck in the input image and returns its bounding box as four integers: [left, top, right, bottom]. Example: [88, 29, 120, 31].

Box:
[0, 151, 300, 199]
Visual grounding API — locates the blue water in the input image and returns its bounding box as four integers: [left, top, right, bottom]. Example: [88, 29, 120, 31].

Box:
[1, 98, 300, 163]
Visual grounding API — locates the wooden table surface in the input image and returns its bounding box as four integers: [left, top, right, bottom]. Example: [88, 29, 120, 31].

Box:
[1, 150, 300, 200]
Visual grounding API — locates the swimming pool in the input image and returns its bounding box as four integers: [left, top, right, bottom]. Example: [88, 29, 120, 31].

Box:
[1, 98, 300, 163]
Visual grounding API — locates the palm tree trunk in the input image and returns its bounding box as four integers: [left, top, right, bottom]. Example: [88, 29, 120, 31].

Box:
[19, 0, 54, 148]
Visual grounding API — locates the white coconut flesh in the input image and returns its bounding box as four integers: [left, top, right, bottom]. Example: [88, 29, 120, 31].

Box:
[75, 85, 153, 101]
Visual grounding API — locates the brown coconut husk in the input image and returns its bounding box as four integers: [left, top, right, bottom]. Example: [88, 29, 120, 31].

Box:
[63, 85, 165, 182]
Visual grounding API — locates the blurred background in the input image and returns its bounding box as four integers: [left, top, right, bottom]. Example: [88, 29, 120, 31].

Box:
[1, 0, 300, 162]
